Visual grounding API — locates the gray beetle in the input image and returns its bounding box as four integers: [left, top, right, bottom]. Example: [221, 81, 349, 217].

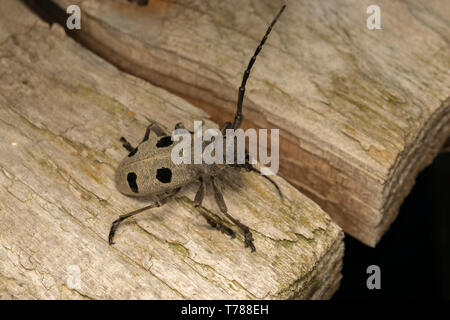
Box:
[109, 5, 286, 252]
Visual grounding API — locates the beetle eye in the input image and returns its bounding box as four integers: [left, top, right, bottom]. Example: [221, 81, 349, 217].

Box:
[156, 168, 172, 183]
[127, 172, 139, 193]
[156, 136, 173, 148]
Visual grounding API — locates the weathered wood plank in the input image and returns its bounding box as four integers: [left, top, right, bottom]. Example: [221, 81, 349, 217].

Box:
[0, 1, 343, 299]
[43, 0, 450, 246]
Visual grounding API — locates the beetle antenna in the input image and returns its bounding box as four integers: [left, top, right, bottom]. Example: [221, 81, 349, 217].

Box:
[232, 4, 286, 129]
[248, 166, 283, 199]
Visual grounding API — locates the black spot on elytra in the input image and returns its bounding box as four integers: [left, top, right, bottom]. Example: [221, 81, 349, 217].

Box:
[156, 168, 172, 183]
[127, 172, 139, 193]
[128, 147, 138, 157]
[156, 136, 173, 148]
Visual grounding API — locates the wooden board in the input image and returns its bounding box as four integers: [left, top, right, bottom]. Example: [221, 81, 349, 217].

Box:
[41, 0, 450, 246]
[0, 0, 343, 299]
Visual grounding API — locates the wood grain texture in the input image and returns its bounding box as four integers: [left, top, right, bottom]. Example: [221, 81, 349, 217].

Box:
[0, 1, 343, 299]
[44, 0, 450, 246]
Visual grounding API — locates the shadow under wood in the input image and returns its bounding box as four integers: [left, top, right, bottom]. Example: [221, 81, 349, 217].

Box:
[441, 137, 450, 153]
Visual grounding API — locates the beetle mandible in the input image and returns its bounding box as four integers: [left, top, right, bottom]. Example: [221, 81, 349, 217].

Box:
[109, 5, 286, 252]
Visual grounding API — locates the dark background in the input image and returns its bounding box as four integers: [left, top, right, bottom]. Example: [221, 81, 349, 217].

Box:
[333, 152, 450, 299]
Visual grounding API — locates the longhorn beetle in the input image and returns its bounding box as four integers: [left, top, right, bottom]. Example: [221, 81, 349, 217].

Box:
[109, 5, 286, 252]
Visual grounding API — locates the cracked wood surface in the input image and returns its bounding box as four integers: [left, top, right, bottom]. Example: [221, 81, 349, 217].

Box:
[0, 1, 343, 299]
[43, 0, 450, 246]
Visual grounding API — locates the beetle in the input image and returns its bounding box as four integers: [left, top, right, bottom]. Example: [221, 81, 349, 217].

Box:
[109, 5, 286, 252]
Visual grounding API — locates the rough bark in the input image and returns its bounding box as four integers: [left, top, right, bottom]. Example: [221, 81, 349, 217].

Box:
[41, 0, 450, 246]
[0, 1, 343, 299]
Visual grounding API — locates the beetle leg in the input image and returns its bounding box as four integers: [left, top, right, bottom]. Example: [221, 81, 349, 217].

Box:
[141, 125, 152, 143]
[210, 176, 256, 252]
[175, 122, 194, 134]
[120, 137, 136, 153]
[194, 177, 206, 207]
[227, 144, 282, 200]
[141, 123, 168, 143]
[151, 123, 168, 137]
[220, 121, 232, 135]
[248, 166, 283, 199]
[240, 148, 283, 200]
[194, 177, 235, 239]
[108, 188, 180, 245]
